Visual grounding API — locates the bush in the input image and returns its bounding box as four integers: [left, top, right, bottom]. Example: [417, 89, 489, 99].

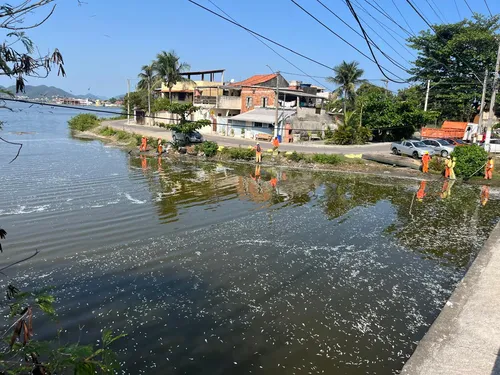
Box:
[200, 141, 218, 157]
[324, 126, 334, 139]
[99, 126, 117, 136]
[429, 155, 444, 172]
[222, 147, 255, 160]
[286, 151, 307, 162]
[451, 145, 488, 177]
[332, 125, 371, 145]
[311, 153, 343, 164]
[68, 114, 101, 131]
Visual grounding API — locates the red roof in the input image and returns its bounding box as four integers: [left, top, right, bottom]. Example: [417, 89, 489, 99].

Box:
[230, 74, 277, 87]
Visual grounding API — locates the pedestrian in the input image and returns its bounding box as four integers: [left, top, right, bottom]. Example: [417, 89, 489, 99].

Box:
[444, 156, 452, 178]
[272, 137, 280, 153]
[157, 138, 163, 155]
[253, 142, 262, 163]
[449, 156, 457, 180]
[270, 177, 278, 188]
[485, 156, 494, 180]
[139, 137, 146, 152]
[421, 151, 431, 173]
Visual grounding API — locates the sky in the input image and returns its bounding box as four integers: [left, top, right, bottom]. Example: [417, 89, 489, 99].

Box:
[0, 0, 497, 98]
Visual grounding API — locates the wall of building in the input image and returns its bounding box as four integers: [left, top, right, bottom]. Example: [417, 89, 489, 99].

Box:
[240, 88, 276, 113]
[160, 80, 223, 97]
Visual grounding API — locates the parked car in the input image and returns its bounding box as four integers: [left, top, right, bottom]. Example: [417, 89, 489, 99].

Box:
[172, 130, 204, 144]
[441, 138, 467, 147]
[482, 139, 500, 153]
[422, 138, 455, 157]
[391, 140, 435, 159]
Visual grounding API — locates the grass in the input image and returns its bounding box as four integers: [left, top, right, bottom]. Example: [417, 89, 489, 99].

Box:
[68, 114, 101, 131]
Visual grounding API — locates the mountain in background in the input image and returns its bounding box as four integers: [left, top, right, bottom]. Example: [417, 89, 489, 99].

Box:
[0, 85, 107, 100]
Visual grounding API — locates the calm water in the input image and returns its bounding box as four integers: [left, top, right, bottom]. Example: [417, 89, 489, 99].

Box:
[1, 103, 499, 374]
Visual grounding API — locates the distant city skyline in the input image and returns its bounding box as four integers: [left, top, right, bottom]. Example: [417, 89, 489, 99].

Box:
[0, 0, 497, 97]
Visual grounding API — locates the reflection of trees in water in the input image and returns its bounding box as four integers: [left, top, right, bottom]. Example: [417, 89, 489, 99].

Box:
[319, 175, 500, 269]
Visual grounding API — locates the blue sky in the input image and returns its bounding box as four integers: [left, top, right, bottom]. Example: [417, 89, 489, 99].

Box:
[0, 0, 497, 97]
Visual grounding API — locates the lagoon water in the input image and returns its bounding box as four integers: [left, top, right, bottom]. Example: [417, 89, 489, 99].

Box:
[1, 103, 499, 374]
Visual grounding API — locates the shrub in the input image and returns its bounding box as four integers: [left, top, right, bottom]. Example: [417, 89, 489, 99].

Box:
[451, 145, 488, 177]
[312, 153, 342, 164]
[99, 126, 117, 136]
[68, 114, 101, 131]
[286, 151, 307, 162]
[324, 126, 334, 139]
[222, 147, 255, 160]
[332, 125, 371, 145]
[201, 141, 218, 157]
[429, 155, 444, 172]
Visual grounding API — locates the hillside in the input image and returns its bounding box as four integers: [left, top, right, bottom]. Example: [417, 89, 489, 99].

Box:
[0, 85, 106, 100]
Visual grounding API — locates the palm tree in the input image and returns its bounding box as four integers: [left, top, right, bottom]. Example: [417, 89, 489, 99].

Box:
[137, 63, 157, 115]
[153, 50, 191, 102]
[326, 61, 365, 114]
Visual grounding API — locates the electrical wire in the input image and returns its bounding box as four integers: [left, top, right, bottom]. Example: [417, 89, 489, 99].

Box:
[429, 0, 448, 22]
[424, 0, 445, 23]
[344, 0, 408, 83]
[404, 0, 483, 84]
[290, 0, 408, 82]
[360, 0, 413, 37]
[483, 0, 493, 17]
[205, 0, 333, 91]
[390, 0, 416, 35]
[453, 0, 462, 19]
[187, 0, 333, 71]
[315, 0, 412, 71]
[463, 0, 474, 15]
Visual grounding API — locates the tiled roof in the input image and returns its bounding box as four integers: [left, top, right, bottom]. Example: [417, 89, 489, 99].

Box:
[230, 74, 277, 87]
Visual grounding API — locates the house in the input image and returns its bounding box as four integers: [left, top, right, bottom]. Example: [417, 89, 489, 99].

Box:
[228, 107, 296, 138]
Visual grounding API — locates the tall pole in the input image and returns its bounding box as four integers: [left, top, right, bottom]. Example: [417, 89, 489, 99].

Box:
[127, 79, 131, 125]
[274, 71, 280, 139]
[424, 80, 430, 112]
[478, 69, 489, 129]
[485, 42, 500, 147]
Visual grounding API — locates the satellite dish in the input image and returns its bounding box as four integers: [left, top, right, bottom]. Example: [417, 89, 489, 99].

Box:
[230, 79, 235, 83]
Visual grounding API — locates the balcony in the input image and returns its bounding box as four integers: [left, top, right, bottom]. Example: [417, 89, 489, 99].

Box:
[194, 96, 217, 105]
[193, 95, 241, 110]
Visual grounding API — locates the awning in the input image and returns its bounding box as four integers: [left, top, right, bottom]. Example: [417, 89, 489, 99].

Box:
[229, 108, 296, 124]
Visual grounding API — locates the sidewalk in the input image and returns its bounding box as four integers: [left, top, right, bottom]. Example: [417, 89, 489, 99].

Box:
[401, 222, 500, 375]
[104, 120, 390, 155]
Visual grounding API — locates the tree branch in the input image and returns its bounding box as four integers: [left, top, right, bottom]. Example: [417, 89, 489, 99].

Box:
[0, 137, 23, 163]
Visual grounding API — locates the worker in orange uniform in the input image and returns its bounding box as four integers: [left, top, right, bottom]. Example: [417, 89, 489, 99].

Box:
[272, 137, 280, 153]
[444, 156, 452, 178]
[416, 180, 427, 202]
[140, 155, 147, 171]
[157, 138, 163, 155]
[253, 142, 262, 163]
[449, 156, 457, 180]
[485, 156, 494, 180]
[421, 151, 431, 173]
[270, 177, 278, 188]
[481, 185, 490, 206]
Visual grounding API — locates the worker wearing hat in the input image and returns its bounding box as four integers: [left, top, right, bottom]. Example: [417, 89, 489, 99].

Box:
[444, 155, 452, 179]
[485, 156, 494, 180]
[449, 156, 457, 180]
[421, 151, 431, 173]
[253, 142, 262, 163]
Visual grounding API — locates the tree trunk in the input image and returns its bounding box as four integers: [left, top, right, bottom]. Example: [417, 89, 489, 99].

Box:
[343, 88, 347, 116]
[169, 88, 172, 102]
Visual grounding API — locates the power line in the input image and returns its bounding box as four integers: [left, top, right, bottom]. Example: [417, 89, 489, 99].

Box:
[360, 0, 413, 37]
[429, 0, 448, 22]
[205, 0, 333, 91]
[315, 0, 412, 71]
[483, 0, 493, 17]
[404, 0, 483, 84]
[463, 0, 474, 14]
[187, 0, 333, 71]
[453, 0, 462, 19]
[289, 0, 408, 82]
[390, 0, 416, 35]
[280, 71, 392, 81]
[424, 0, 445, 23]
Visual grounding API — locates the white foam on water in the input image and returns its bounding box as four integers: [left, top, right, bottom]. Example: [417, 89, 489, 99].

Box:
[0, 204, 50, 216]
[124, 193, 146, 205]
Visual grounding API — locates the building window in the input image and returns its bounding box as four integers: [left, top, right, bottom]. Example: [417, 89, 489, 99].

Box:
[262, 97, 268, 107]
[178, 92, 186, 101]
[316, 106, 321, 114]
[246, 97, 253, 109]
[254, 122, 263, 128]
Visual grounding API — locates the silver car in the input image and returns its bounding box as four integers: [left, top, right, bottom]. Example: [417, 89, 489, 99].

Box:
[172, 130, 204, 144]
[422, 139, 455, 157]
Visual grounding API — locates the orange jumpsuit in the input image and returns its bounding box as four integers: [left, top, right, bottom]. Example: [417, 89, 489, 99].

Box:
[481, 185, 490, 206]
[416, 181, 427, 200]
[421, 154, 431, 173]
[485, 159, 494, 180]
[444, 159, 451, 178]
[157, 138, 163, 154]
[272, 138, 279, 151]
[270, 178, 278, 188]
[140, 137, 147, 152]
[254, 145, 262, 163]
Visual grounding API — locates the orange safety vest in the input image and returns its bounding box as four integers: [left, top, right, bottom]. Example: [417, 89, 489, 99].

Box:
[486, 159, 494, 171]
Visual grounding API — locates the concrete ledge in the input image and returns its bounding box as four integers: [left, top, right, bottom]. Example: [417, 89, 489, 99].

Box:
[401, 222, 500, 375]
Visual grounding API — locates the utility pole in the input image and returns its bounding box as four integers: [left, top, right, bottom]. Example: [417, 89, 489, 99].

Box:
[147, 79, 151, 118]
[384, 79, 389, 96]
[424, 80, 430, 112]
[485, 42, 500, 147]
[127, 79, 131, 125]
[275, 71, 280, 139]
[478, 69, 489, 129]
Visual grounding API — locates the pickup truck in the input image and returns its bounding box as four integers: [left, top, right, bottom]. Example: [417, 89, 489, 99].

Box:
[391, 140, 436, 159]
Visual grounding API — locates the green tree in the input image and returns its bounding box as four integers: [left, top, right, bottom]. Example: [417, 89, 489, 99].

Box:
[138, 63, 160, 114]
[326, 61, 366, 114]
[408, 14, 500, 122]
[163, 102, 210, 134]
[331, 111, 371, 145]
[108, 97, 117, 104]
[153, 50, 190, 102]
[123, 91, 148, 112]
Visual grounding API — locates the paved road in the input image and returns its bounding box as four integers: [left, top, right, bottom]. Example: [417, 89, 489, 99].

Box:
[105, 120, 391, 154]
